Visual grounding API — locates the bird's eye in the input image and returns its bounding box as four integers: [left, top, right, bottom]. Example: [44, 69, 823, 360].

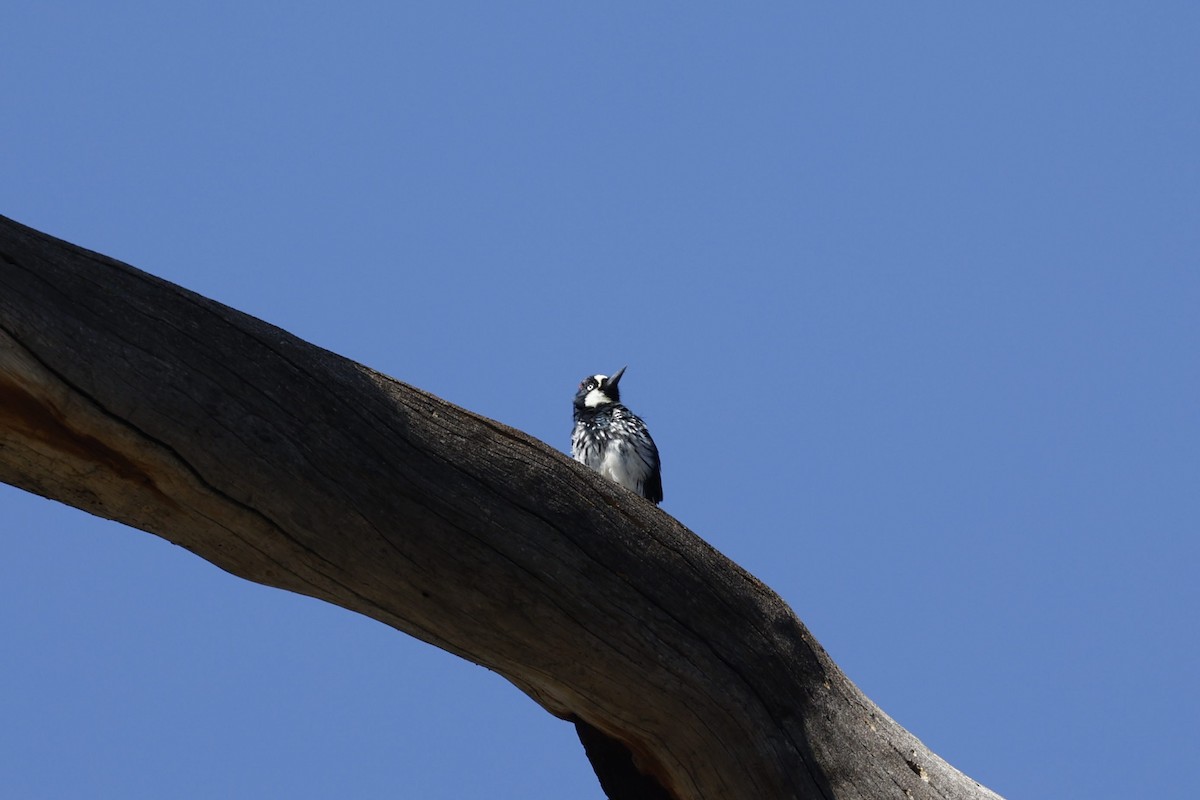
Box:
[587, 381, 597, 391]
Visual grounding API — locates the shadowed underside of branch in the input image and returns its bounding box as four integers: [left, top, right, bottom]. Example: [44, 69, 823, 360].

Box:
[0, 214, 1002, 800]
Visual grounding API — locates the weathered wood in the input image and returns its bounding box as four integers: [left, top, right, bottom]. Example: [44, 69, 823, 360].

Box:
[0, 214, 1002, 800]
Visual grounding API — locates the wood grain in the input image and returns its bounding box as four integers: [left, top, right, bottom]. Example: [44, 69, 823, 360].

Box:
[0, 215, 1002, 800]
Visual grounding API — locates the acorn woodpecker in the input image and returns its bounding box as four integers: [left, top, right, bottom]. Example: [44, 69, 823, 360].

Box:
[571, 366, 663, 504]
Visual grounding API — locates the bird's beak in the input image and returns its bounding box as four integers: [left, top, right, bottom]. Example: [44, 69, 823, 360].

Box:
[606, 365, 627, 388]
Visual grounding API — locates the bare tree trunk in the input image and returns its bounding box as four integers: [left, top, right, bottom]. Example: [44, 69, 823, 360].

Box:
[0, 215, 1002, 800]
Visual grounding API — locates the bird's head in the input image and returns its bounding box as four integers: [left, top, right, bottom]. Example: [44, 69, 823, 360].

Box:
[574, 366, 626, 409]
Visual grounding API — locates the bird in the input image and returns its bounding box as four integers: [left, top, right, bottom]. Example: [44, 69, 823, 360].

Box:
[571, 366, 663, 504]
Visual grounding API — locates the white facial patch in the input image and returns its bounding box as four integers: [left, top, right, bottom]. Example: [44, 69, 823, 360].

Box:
[584, 374, 611, 407]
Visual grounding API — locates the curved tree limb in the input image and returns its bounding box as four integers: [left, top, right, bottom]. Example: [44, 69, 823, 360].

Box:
[0, 215, 1002, 800]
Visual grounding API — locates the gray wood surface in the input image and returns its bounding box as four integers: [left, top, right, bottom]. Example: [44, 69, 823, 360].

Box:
[0, 215, 1002, 800]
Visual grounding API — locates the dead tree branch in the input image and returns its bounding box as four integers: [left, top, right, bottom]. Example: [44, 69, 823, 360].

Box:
[0, 215, 1001, 800]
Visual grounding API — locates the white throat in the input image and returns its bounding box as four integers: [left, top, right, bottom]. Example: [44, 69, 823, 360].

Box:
[584, 387, 613, 408]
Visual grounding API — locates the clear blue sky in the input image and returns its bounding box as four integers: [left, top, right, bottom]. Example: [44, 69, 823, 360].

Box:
[3, 4, 1197, 798]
